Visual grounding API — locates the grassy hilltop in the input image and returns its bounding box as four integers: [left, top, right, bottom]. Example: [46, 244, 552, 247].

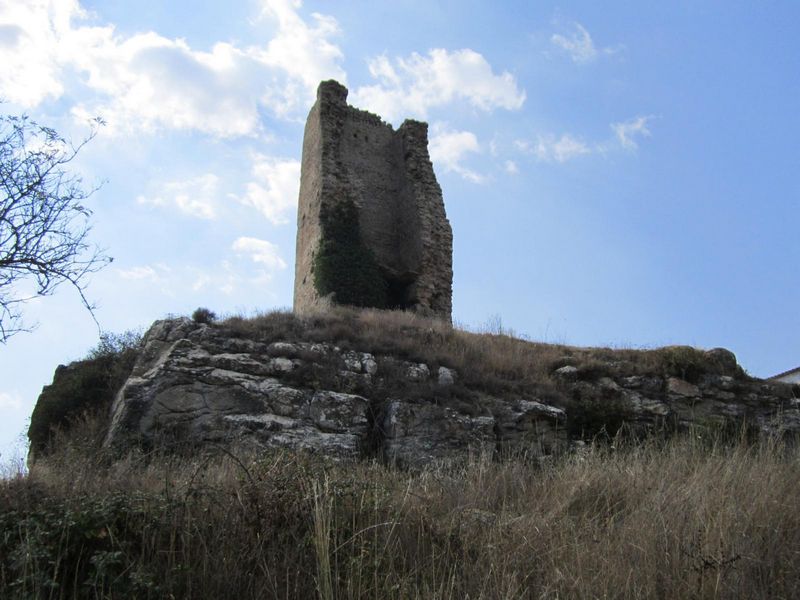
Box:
[3, 308, 800, 599]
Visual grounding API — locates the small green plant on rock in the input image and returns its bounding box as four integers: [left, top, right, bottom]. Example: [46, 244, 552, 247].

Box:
[656, 346, 712, 383]
[191, 307, 217, 324]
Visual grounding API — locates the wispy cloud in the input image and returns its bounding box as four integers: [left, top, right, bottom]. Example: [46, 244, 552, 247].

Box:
[532, 133, 592, 163]
[351, 49, 525, 121]
[0, 391, 23, 413]
[231, 237, 287, 270]
[429, 124, 485, 183]
[136, 155, 305, 225]
[116, 265, 164, 282]
[183, 261, 247, 297]
[611, 115, 655, 149]
[237, 156, 301, 225]
[515, 115, 655, 164]
[117, 247, 286, 298]
[116, 265, 174, 299]
[254, 0, 345, 94]
[551, 22, 618, 64]
[0, 0, 345, 135]
[137, 174, 221, 219]
[0, 1, 67, 107]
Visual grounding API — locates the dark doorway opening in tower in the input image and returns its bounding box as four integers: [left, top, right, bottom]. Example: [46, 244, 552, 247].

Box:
[385, 274, 417, 310]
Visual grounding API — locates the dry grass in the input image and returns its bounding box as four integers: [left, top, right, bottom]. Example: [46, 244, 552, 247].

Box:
[9, 308, 787, 598]
[219, 307, 747, 400]
[30, 307, 759, 463]
[3, 417, 800, 599]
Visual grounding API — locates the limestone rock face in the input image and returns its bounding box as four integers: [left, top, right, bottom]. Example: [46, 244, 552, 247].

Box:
[102, 318, 570, 464]
[31, 317, 800, 467]
[293, 80, 453, 319]
[105, 319, 372, 459]
[382, 400, 497, 468]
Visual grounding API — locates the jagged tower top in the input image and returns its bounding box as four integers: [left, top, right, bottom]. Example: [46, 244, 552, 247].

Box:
[317, 79, 348, 104]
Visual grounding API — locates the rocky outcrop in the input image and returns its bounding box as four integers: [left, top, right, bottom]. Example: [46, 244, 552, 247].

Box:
[106, 319, 371, 459]
[102, 318, 568, 466]
[90, 318, 800, 467]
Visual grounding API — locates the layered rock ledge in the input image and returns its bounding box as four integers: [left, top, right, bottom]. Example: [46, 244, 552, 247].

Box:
[32, 315, 800, 467]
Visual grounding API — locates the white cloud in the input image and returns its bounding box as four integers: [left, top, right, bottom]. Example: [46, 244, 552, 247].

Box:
[515, 115, 654, 165]
[612, 115, 654, 149]
[231, 237, 287, 270]
[255, 0, 346, 92]
[191, 272, 212, 292]
[504, 160, 519, 174]
[137, 174, 221, 219]
[534, 133, 592, 163]
[0, 391, 23, 412]
[0, 0, 78, 107]
[0, 0, 344, 135]
[116, 257, 282, 297]
[117, 265, 161, 281]
[551, 23, 617, 64]
[351, 49, 525, 121]
[514, 139, 532, 153]
[116, 264, 172, 298]
[429, 125, 485, 183]
[238, 156, 301, 224]
[189, 261, 241, 296]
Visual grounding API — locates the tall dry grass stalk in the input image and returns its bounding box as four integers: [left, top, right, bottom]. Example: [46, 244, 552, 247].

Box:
[10, 308, 796, 597]
[313, 476, 334, 600]
[3, 422, 800, 599]
[219, 306, 753, 404]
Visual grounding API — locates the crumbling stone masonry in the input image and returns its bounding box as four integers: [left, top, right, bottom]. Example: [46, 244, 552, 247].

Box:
[293, 80, 453, 319]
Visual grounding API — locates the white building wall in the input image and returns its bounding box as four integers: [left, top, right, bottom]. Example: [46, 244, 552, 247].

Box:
[774, 371, 800, 384]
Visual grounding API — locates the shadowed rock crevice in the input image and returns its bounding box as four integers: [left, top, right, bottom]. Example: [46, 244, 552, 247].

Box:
[384, 274, 417, 310]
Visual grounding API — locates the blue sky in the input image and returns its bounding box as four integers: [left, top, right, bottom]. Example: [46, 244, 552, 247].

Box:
[1, 0, 798, 461]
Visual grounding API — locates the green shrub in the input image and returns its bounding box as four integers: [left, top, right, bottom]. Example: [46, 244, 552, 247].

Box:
[87, 330, 142, 360]
[566, 388, 635, 439]
[655, 346, 713, 383]
[575, 359, 615, 381]
[313, 200, 388, 308]
[192, 307, 217, 324]
[0, 491, 171, 598]
[28, 331, 141, 457]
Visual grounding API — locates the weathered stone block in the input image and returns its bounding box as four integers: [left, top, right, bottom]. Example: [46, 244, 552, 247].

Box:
[382, 400, 495, 467]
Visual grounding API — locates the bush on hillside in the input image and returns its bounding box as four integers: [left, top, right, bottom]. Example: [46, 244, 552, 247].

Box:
[28, 331, 142, 458]
[191, 307, 217, 324]
[654, 345, 745, 383]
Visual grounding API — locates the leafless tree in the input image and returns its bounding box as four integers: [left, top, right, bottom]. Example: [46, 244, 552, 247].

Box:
[0, 114, 111, 342]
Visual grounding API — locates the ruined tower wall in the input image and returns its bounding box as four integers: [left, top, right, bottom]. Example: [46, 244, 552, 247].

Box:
[398, 121, 453, 317]
[338, 104, 421, 280]
[293, 80, 452, 319]
[292, 89, 326, 313]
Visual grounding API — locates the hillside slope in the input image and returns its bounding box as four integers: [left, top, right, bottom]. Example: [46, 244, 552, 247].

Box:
[29, 308, 800, 464]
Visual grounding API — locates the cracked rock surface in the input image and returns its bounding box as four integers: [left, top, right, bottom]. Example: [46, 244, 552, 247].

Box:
[35, 316, 799, 467]
[103, 318, 571, 464]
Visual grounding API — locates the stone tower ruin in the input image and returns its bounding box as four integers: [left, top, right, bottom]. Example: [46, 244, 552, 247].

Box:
[293, 80, 453, 320]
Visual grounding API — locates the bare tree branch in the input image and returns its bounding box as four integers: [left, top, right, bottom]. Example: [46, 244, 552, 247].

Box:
[0, 113, 111, 342]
